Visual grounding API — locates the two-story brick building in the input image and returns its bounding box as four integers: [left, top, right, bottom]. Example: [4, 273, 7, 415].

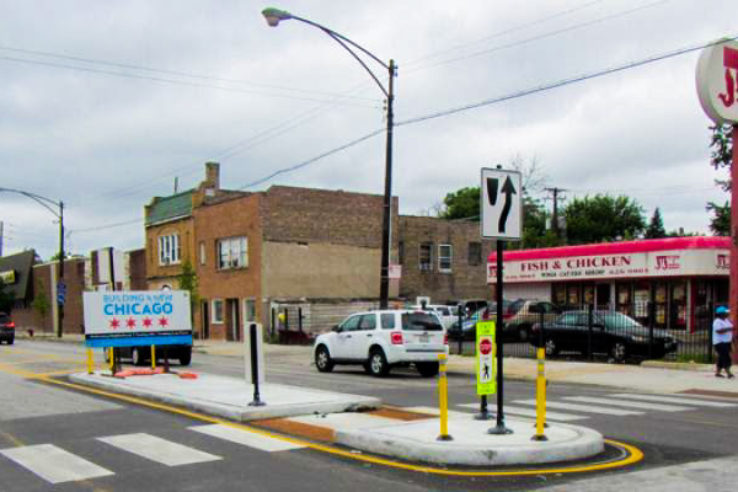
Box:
[145, 163, 494, 340]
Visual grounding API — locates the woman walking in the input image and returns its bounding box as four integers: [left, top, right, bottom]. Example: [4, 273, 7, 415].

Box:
[713, 306, 734, 378]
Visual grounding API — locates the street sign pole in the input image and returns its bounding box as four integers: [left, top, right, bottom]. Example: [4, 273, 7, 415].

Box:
[489, 238, 511, 435]
[481, 164, 520, 436]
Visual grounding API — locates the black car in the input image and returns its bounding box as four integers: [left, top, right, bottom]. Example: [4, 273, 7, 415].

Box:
[530, 310, 678, 362]
[0, 312, 14, 345]
[105, 344, 192, 366]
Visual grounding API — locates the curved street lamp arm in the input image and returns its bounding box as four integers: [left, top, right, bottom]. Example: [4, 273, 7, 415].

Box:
[320, 28, 389, 98]
[0, 187, 61, 218]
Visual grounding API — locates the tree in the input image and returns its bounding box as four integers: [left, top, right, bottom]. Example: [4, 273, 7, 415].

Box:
[178, 260, 199, 321]
[439, 187, 480, 220]
[564, 195, 645, 244]
[645, 208, 666, 239]
[707, 124, 733, 235]
[707, 201, 730, 236]
[32, 286, 50, 322]
[0, 279, 13, 313]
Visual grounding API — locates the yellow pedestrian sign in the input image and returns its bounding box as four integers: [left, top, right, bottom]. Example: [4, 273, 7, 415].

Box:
[476, 321, 496, 395]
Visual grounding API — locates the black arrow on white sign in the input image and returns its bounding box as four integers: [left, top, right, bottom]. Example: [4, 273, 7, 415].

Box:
[498, 177, 517, 233]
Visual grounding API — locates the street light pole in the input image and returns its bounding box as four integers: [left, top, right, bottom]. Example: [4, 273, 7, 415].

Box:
[0, 187, 65, 337]
[262, 7, 396, 308]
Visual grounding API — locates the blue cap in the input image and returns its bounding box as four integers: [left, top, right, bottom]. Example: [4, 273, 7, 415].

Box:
[716, 306, 729, 315]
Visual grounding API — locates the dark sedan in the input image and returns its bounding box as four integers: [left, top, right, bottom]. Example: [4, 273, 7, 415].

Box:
[530, 310, 678, 362]
[0, 312, 14, 345]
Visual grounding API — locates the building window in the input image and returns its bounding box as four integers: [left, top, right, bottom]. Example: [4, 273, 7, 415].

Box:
[419, 243, 433, 271]
[158, 233, 180, 265]
[199, 241, 206, 265]
[438, 244, 452, 273]
[244, 299, 256, 322]
[217, 236, 248, 270]
[212, 299, 224, 324]
[468, 242, 482, 266]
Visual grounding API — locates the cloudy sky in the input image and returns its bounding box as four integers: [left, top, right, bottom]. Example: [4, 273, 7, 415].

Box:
[0, 0, 734, 259]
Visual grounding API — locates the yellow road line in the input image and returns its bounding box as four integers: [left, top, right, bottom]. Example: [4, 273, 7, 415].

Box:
[34, 375, 643, 477]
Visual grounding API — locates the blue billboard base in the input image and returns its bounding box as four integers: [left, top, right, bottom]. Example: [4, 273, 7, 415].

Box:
[86, 334, 193, 348]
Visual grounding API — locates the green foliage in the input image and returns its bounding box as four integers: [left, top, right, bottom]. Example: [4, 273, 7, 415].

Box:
[706, 201, 730, 236]
[32, 289, 50, 321]
[439, 187, 480, 220]
[564, 195, 645, 244]
[644, 208, 666, 239]
[0, 279, 14, 313]
[177, 260, 199, 319]
[49, 251, 73, 262]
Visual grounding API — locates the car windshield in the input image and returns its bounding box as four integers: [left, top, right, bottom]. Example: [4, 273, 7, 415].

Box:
[402, 312, 443, 331]
[600, 312, 643, 329]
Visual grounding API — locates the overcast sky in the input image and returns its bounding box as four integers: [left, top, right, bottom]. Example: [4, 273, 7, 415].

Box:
[0, 0, 734, 260]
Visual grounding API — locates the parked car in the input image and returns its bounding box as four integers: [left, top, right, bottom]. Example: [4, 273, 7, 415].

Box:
[0, 312, 15, 345]
[313, 309, 448, 377]
[530, 310, 678, 362]
[411, 304, 457, 329]
[452, 299, 490, 317]
[504, 300, 561, 342]
[105, 344, 192, 366]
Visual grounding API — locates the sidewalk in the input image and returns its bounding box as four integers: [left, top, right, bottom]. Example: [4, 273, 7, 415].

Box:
[19, 334, 738, 397]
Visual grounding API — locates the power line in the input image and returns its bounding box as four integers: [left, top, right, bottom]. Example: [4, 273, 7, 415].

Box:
[0, 55, 380, 109]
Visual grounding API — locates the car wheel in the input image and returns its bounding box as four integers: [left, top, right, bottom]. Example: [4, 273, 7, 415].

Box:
[416, 362, 439, 377]
[315, 345, 334, 373]
[611, 342, 627, 363]
[179, 349, 192, 366]
[519, 325, 530, 342]
[544, 338, 558, 357]
[132, 347, 145, 366]
[368, 348, 389, 377]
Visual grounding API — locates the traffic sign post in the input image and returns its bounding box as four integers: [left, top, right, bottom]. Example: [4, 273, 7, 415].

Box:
[481, 165, 521, 436]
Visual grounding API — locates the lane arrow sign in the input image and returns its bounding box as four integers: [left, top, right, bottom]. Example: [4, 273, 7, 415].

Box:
[498, 177, 517, 233]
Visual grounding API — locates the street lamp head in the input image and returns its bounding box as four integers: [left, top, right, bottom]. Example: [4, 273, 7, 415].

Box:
[262, 7, 292, 27]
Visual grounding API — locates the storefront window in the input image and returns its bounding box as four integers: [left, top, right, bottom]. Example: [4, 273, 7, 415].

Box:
[583, 285, 595, 306]
[616, 283, 631, 316]
[670, 281, 687, 329]
[567, 286, 580, 308]
[633, 282, 650, 322]
[654, 283, 667, 327]
[553, 285, 567, 307]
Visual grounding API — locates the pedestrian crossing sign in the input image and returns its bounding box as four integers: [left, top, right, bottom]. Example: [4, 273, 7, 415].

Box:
[475, 321, 496, 395]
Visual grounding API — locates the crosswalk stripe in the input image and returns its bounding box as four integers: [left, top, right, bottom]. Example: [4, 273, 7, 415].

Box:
[0, 444, 114, 484]
[97, 433, 221, 467]
[563, 396, 692, 412]
[514, 399, 644, 416]
[190, 425, 305, 452]
[611, 393, 738, 408]
[456, 403, 588, 422]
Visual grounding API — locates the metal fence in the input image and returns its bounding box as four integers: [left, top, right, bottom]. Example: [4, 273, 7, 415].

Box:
[449, 303, 717, 364]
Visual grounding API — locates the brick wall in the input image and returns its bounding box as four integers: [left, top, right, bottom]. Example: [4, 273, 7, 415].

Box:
[398, 216, 495, 303]
[145, 217, 195, 289]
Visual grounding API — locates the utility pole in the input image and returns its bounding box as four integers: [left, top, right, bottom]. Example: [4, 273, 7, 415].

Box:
[0, 221, 4, 257]
[544, 187, 567, 239]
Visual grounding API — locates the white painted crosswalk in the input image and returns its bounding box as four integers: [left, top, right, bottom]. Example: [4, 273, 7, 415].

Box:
[514, 399, 644, 416]
[562, 396, 692, 412]
[456, 403, 588, 422]
[98, 433, 222, 467]
[0, 427, 304, 485]
[611, 393, 738, 408]
[0, 444, 114, 484]
[189, 424, 306, 452]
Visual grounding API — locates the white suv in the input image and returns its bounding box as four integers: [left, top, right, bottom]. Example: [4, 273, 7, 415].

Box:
[313, 310, 449, 377]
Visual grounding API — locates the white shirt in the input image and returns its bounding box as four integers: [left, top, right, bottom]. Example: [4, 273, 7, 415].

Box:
[713, 318, 734, 344]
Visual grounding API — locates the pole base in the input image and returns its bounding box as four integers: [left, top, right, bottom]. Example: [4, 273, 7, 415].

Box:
[436, 434, 454, 442]
[488, 424, 513, 435]
[531, 434, 548, 441]
[248, 400, 266, 407]
[474, 411, 493, 421]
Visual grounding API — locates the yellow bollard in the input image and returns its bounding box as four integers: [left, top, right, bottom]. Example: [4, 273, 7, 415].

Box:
[151, 345, 156, 370]
[532, 347, 548, 441]
[86, 348, 94, 374]
[108, 347, 114, 372]
[437, 353, 453, 441]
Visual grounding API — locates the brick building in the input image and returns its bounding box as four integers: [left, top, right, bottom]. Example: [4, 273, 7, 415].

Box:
[145, 163, 493, 341]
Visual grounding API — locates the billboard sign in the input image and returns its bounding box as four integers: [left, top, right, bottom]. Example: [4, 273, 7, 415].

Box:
[83, 290, 192, 348]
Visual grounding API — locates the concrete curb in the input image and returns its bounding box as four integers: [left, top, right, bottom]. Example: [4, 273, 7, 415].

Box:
[68, 372, 381, 422]
[335, 418, 605, 466]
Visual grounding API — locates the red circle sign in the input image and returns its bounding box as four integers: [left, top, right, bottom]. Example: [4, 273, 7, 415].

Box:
[480, 338, 492, 355]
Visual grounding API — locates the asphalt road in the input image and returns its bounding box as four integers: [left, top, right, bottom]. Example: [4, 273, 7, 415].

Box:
[1, 340, 736, 491]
